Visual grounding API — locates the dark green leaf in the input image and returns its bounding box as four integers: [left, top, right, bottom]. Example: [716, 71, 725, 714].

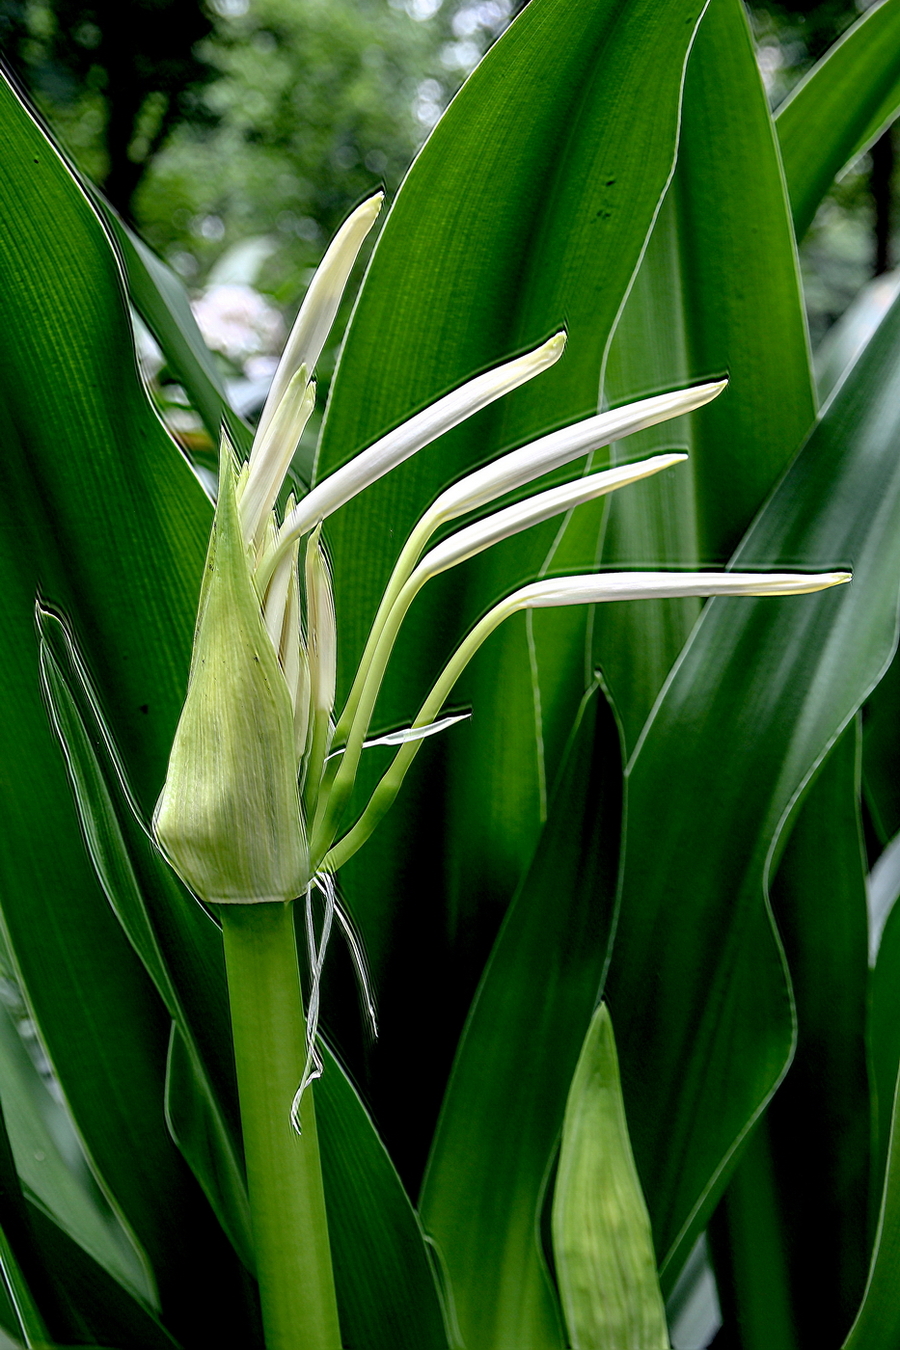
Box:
[606, 265, 900, 1293]
[421, 685, 623, 1350]
[317, 1044, 450, 1350]
[317, 0, 708, 1190]
[593, 0, 816, 750]
[776, 0, 900, 241]
[710, 721, 871, 1347]
[94, 195, 253, 462]
[0, 71, 265, 1344]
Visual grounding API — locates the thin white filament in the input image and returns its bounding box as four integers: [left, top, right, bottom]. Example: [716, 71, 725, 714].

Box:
[325, 710, 471, 760]
[291, 874, 335, 1133]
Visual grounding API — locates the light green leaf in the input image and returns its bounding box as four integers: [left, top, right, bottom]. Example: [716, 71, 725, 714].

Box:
[552, 1004, 668, 1350]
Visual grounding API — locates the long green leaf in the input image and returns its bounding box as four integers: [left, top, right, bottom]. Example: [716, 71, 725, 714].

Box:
[421, 685, 623, 1350]
[710, 721, 871, 1346]
[606, 263, 900, 1292]
[317, 0, 708, 1191]
[0, 71, 268, 1345]
[776, 0, 900, 241]
[94, 195, 253, 462]
[37, 606, 253, 1269]
[0, 996, 150, 1308]
[593, 0, 815, 750]
[36, 608, 450, 1348]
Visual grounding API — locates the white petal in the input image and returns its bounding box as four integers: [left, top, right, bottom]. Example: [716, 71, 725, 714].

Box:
[432, 380, 725, 522]
[255, 193, 383, 448]
[305, 528, 337, 716]
[413, 454, 686, 583]
[269, 331, 567, 569]
[242, 370, 316, 549]
[507, 570, 852, 609]
[327, 711, 471, 759]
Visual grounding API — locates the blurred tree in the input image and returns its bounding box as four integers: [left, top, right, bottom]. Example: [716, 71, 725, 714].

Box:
[135, 0, 515, 295]
[0, 0, 215, 219]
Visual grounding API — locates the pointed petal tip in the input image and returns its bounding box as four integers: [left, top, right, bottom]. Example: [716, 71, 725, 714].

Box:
[360, 190, 384, 219]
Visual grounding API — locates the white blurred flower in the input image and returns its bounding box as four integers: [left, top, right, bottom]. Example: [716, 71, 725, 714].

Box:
[191, 283, 284, 365]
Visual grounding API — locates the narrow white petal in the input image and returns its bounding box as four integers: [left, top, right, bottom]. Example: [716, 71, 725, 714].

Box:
[327, 711, 471, 759]
[262, 543, 294, 653]
[243, 371, 316, 549]
[273, 331, 567, 556]
[305, 528, 337, 717]
[433, 380, 726, 522]
[507, 570, 852, 609]
[413, 454, 686, 583]
[256, 193, 383, 448]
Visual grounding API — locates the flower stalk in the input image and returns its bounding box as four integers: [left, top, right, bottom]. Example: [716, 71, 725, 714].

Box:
[153, 192, 852, 1349]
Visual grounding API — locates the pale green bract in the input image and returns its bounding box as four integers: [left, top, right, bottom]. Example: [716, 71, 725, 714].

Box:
[552, 1004, 669, 1350]
[153, 193, 850, 908]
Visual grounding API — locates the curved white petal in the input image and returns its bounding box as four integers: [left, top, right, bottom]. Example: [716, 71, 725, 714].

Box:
[432, 379, 725, 522]
[254, 193, 383, 449]
[508, 569, 851, 609]
[414, 453, 686, 583]
[270, 331, 567, 569]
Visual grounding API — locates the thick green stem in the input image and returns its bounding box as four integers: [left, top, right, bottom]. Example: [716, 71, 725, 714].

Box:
[221, 902, 341, 1350]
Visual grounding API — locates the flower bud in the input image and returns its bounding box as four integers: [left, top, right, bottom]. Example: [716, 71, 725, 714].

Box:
[154, 440, 308, 904]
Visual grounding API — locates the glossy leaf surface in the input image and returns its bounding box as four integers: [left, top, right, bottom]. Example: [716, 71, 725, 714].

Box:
[593, 0, 815, 750]
[421, 687, 623, 1350]
[607, 275, 900, 1291]
[711, 722, 871, 1348]
[552, 1004, 668, 1350]
[316, 0, 708, 1194]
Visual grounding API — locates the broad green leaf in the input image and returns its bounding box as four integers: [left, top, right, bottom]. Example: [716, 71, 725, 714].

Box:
[94, 194, 253, 462]
[552, 1004, 668, 1350]
[710, 722, 871, 1347]
[605, 267, 900, 1292]
[0, 996, 151, 1308]
[37, 606, 253, 1270]
[37, 606, 449, 1347]
[593, 0, 815, 750]
[316, 1043, 450, 1350]
[317, 0, 707, 1183]
[776, 0, 900, 241]
[421, 685, 623, 1350]
[0, 72, 267, 1344]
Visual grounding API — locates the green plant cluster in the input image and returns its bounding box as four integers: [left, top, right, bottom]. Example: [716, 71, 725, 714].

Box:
[2, 1, 900, 1348]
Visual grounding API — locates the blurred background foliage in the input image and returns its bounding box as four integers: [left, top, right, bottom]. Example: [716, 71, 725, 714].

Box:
[0, 0, 891, 410]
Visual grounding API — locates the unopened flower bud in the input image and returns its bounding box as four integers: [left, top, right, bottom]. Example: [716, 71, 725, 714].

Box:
[154, 441, 308, 904]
